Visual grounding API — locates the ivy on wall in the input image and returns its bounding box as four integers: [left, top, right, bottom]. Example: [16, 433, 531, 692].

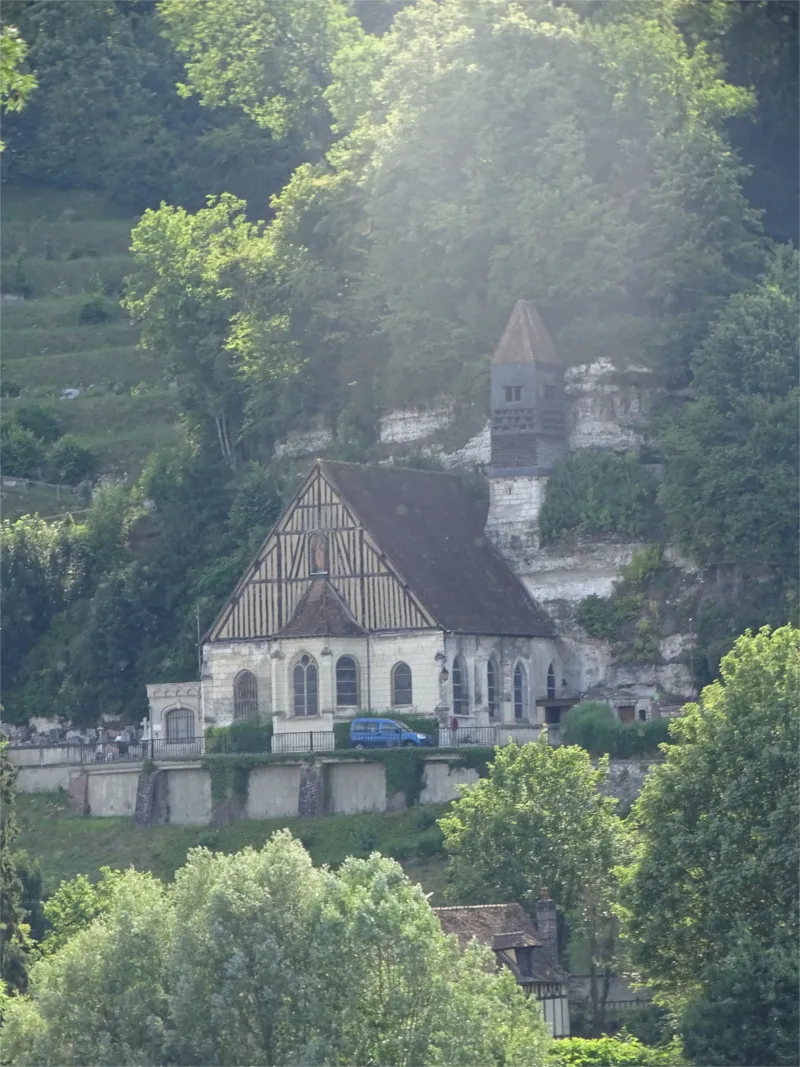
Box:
[539, 450, 658, 545]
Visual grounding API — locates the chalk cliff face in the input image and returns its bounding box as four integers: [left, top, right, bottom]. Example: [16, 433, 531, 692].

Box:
[273, 359, 697, 712]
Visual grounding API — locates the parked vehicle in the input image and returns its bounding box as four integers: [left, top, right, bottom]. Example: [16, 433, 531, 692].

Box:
[349, 717, 434, 749]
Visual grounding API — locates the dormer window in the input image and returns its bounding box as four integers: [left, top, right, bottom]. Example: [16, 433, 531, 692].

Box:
[504, 386, 522, 402]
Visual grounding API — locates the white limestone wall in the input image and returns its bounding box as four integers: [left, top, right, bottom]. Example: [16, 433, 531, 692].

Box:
[246, 765, 303, 819]
[441, 633, 565, 724]
[274, 424, 333, 458]
[565, 360, 650, 451]
[266, 630, 445, 723]
[520, 542, 648, 603]
[146, 683, 201, 739]
[420, 761, 479, 803]
[327, 761, 386, 814]
[165, 766, 212, 825]
[86, 765, 139, 817]
[380, 408, 452, 444]
[201, 640, 273, 726]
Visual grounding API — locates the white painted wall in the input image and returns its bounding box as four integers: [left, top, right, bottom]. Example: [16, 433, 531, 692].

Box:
[146, 683, 201, 740]
[201, 640, 272, 726]
[420, 761, 479, 803]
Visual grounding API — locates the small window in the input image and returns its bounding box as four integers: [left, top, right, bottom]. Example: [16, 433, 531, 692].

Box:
[392, 662, 413, 706]
[504, 385, 522, 402]
[514, 662, 528, 721]
[545, 706, 561, 725]
[452, 656, 468, 716]
[516, 946, 533, 976]
[487, 659, 498, 718]
[233, 670, 258, 720]
[336, 656, 359, 706]
[546, 663, 556, 700]
[293, 654, 318, 717]
[638, 708, 647, 722]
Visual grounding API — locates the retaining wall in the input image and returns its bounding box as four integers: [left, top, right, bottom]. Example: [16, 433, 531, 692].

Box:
[13, 756, 658, 823]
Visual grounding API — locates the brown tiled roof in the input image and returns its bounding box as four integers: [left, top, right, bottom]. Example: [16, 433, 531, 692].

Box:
[321, 462, 554, 637]
[278, 577, 365, 638]
[433, 904, 566, 984]
[432, 904, 540, 950]
[492, 300, 559, 366]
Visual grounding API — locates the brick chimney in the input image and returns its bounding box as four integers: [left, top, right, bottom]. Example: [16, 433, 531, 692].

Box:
[535, 887, 559, 967]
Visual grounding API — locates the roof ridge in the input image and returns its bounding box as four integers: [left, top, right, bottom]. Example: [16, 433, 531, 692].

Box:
[319, 459, 467, 480]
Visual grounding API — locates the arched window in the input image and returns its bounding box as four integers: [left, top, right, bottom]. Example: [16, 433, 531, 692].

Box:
[452, 656, 468, 717]
[547, 662, 556, 700]
[514, 663, 529, 721]
[336, 656, 359, 706]
[487, 659, 499, 718]
[165, 707, 195, 740]
[293, 654, 318, 717]
[233, 670, 258, 720]
[392, 662, 413, 706]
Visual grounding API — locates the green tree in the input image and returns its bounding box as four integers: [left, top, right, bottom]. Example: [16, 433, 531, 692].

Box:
[658, 246, 799, 574]
[234, 0, 765, 421]
[0, 738, 31, 995]
[39, 867, 125, 957]
[2, 835, 552, 1066]
[0, 25, 36, 149]
[159, 0, 364, 150]
[620, 625, 799, 1060]
[46, 435, 96, 487]
[123, 195, 279, 469]
[440, 740, 627, 1030]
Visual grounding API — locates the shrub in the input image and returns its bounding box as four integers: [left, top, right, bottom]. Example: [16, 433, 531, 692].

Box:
[47, 435, 97, 485]
[13, 402, 63, 444]
[77, 295, 116, 324]
[539, 450, 658, 544]
[577, 595, 638, 640]
[563, 702, 670, 759]
[1, 423, 46, 479]
[547, 1033, 685, 1066]
[205, 718, 272, 754]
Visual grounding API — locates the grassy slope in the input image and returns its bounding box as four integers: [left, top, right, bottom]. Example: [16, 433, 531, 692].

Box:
[16, 791, 450, 901]
[1, 186, 179, 512]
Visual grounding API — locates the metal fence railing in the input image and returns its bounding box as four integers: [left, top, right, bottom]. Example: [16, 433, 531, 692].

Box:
[439, 726, 498, 747]
[270, 731, 336, 754]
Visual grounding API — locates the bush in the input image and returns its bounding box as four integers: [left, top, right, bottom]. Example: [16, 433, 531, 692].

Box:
[77, 295, 116, 324]
[563, 702, 670, 759]
[1, 423, 46, 479]
[205, 718, 273, 754]
[47, 435, 97, 485]
[547, 1034, 685, 1066]
[577, 595, 638, 640]
[539, 450, 658, 544]
[13, 402, 63, 444]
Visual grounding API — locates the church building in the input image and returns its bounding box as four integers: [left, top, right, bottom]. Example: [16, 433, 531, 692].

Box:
[146, 302, 604, 743]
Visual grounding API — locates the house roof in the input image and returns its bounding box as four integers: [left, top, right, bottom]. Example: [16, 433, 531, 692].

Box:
[433, 903, 567, 984]
[277, 578, 366, 639]
[320, 461, 554, 637]
[433, 904, 541, 951]
[492, 300, 559, 366]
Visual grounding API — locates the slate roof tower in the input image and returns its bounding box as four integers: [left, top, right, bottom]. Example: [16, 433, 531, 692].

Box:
[486, 301, 567, 551]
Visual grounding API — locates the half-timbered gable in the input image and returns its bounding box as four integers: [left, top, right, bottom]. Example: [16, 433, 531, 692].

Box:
[209, 463, 436, 641]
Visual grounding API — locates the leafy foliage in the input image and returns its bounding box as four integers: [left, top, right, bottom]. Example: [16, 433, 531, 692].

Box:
[658, 247, 799, 575]
[563, 702, 670, 760]
[620, 625, 799, 1051]
[539, 452, 658, 545]
[0, 738, 32, 995]
[2, 836, 552, 1066]
[576, 596, 639, 642]
[547, 1033, 684, 1066]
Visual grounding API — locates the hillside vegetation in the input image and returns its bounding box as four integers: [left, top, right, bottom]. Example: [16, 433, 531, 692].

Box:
[0, 0, 797, 725]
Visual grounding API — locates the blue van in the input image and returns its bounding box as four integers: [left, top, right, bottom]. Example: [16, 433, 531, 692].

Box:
[349, 718, 434, 749]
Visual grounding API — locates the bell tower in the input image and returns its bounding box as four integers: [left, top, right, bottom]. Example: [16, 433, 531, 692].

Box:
[486, 300, 567, 554]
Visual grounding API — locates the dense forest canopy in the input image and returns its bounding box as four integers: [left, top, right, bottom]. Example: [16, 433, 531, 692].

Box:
[0, 0, 797, 724]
